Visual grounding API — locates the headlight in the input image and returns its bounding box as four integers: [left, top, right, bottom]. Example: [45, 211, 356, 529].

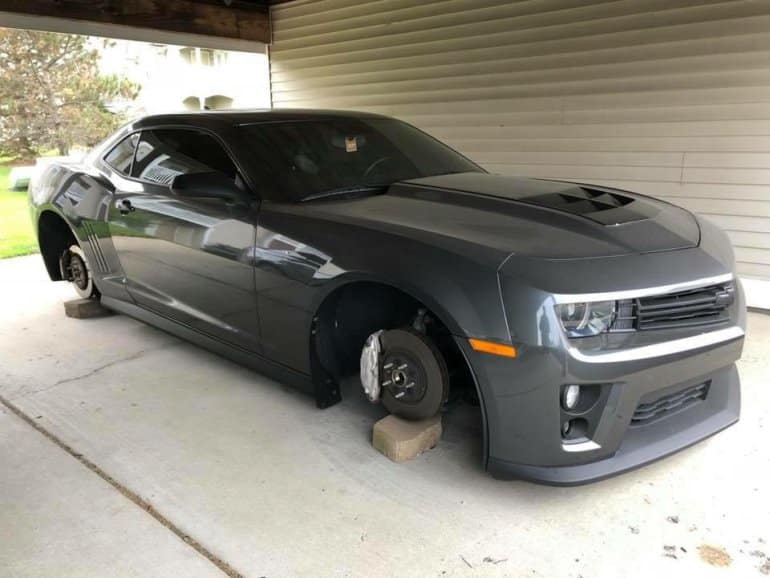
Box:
[556, 301, 616, 337]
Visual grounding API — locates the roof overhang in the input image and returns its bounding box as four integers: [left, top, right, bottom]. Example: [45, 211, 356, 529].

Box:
[0, 0, 270, 52]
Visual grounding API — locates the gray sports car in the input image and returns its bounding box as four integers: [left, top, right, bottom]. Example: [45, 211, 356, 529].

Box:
[28, 110, 745, 485]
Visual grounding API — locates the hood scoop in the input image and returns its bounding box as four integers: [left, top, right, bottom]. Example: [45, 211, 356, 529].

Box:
[523, 186, 655, 226]
[318, 172, 700, 260]
[404, 173, 660, 227]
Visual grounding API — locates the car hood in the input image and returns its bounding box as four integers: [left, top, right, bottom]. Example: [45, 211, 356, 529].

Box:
[297, 172, 700, 262]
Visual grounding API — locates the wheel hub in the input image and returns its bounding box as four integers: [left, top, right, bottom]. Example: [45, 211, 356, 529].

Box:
[392, 368, 407, 386]
[382, 353, 426, 404]
[68, 254, 88, 290]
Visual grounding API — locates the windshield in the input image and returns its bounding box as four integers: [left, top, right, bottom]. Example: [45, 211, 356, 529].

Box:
[238, 118, 483, 202]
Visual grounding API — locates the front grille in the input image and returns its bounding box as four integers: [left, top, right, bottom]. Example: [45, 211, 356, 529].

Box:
[610, 282, 734, 332]
[637, 283, 734, 330]
[631, 381, 710, 425]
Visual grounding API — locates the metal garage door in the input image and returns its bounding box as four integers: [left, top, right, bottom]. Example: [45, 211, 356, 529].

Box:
[269, 0, 770, 297]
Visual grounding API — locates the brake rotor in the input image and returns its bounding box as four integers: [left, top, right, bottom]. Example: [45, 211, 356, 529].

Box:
[377, 328, 449, 420]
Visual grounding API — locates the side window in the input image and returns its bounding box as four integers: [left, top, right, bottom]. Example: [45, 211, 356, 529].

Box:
[131, 129, 238, 185]
[103, 133, 139, 175]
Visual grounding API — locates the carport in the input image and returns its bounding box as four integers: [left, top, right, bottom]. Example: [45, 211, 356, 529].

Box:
[1, 1, 769, 577]
[4, 1, 769, 303]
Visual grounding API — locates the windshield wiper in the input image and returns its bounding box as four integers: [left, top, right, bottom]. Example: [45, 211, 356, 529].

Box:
[300, 185, 389, 203]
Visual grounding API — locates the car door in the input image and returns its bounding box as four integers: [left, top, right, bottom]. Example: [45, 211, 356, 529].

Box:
[107, 127, 261, 352]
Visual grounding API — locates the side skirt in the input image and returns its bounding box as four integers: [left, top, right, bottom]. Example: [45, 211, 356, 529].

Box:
[101, 296, 317, 401]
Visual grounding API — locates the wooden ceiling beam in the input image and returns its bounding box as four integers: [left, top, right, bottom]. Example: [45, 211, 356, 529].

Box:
[0, 0, 270, 48]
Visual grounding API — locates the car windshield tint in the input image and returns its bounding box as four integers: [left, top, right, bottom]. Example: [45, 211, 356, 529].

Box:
[238, 118, 483, 202]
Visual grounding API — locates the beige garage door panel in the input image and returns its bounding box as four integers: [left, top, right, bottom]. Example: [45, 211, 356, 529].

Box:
[271, 0, 770, 281]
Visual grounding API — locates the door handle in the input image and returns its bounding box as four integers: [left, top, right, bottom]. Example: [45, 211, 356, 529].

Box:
[116, 199, 134, 215]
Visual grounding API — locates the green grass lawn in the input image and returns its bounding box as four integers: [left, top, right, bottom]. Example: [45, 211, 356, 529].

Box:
[0, 164, 39, 258]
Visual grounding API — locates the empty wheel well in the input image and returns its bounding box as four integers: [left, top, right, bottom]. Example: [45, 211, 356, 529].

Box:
[311, 281, 473, 400]
[38, 211, 77, 281]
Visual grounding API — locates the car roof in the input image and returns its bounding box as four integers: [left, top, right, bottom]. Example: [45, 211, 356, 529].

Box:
[133, 108, 391, 129]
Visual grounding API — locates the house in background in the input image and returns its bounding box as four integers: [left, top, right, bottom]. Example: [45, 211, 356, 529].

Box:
[95, 38, 271, 116]
[11, 38, 271, 191]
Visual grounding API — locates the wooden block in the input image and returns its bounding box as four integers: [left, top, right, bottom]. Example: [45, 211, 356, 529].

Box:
[63, 298, 112, 319]
[372, 414, 442, 463]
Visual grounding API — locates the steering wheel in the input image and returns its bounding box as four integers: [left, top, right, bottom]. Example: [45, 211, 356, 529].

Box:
[362, 156, 392, 182]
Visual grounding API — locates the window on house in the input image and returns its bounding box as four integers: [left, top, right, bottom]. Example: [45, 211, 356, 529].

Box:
[179, 47, 227, 67]
[199, 48, 214, 66]
[180, 47, 194, 64]
[183, 96, 201, 111]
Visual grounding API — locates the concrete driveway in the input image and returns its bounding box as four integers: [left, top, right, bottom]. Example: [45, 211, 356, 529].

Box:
[1, 254, 768, 578]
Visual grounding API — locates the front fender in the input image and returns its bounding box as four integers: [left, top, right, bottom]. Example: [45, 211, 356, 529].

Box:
[257, 205, 512, 344]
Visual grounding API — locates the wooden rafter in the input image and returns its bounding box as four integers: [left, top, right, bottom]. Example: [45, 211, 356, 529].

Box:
[0, 0, 270, 45]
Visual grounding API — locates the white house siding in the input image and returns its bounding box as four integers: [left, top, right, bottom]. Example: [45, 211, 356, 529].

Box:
[270, 0, 770, 304]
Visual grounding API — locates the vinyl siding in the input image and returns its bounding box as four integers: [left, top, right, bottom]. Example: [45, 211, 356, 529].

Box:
[270, 0, 770, 282]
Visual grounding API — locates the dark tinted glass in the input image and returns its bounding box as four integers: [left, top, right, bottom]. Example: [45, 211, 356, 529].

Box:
[238, 118, 482, 202]
[132, 129, 237, 185]
[104, 133, 138, 175]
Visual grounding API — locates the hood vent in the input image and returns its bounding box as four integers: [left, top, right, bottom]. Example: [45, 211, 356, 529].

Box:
[401, 173, 672, 230]
[523, 187, 646, 225]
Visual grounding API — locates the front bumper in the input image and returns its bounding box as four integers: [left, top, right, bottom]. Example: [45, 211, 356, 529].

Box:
[457, 322, 744, 486]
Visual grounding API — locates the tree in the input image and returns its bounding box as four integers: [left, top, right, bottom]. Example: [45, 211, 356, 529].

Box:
[0, 28, 138, 160]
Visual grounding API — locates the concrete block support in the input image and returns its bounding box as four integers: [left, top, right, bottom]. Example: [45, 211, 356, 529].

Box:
[372, 414, 442, 463]
[64, 298, 112, 319]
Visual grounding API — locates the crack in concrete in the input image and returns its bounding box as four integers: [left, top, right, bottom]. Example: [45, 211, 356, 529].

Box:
[0, 394, 243, 578]
[17, 342, 179, 399]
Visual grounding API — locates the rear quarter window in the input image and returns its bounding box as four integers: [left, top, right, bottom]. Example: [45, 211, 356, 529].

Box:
[131, 129, 238, 185]
[103, 133, 139, 176]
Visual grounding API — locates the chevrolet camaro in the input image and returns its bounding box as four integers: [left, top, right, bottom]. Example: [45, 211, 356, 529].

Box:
[28, 110, 745, 484]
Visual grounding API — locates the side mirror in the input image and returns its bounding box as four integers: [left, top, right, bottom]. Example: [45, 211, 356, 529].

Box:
[170, 172, 251, 205]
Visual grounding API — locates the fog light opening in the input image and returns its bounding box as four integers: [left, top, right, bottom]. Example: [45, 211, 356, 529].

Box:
[562, 384, 581, 410]
[561, 418, 589, 441]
